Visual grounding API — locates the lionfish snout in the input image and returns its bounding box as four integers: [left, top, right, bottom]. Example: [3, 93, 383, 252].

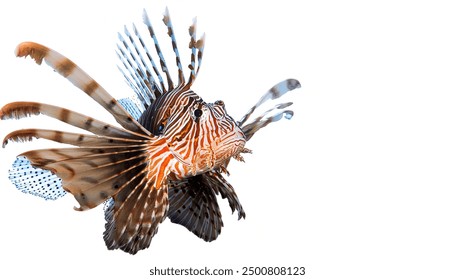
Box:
[216, 124, 246, 160]
[192, 126, 246, 173]
[209, 100, 247, 158]
[186, 100, 246, 173]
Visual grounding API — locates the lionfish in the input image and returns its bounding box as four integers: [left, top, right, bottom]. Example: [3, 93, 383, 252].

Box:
[1, 8, 300, 254]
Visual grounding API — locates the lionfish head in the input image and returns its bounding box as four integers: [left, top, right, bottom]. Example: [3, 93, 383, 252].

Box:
[185, 97, 246, 172]
[141, 89, 245, 175]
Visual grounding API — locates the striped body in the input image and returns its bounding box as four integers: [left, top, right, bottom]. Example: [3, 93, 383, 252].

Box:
[1, 8, 300, 254]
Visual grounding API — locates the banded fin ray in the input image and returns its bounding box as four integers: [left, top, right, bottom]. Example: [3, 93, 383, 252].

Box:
[241, 102, 294, 141]
[9, 125, 175, 254]
[238, 78, 301, 126]
[116, 45, 155, 108]
[0, 101, 147, 140]
[14, 42, 150, 136]
[118, 26, 157, 106]
[117, 9, 206, 112]
[3, 128, 148, 148]
[104, 178, 168, 254]
[142, 9, 174, 91]
[131, 21, 165, 95]
[163, 7, 185, 85]
[19, 144, 148, 211]
[186, 18, 205, 88]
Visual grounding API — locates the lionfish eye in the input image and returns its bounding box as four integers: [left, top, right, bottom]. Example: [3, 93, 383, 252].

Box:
[157, 123, 165, 133]
[215, 100, 224, 106]
[194, 108, 203, 118]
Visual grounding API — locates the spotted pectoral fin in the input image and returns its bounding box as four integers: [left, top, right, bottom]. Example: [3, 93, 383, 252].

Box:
[8, 156, 66, 200]
[168, 175, 223, 242]
[104, 178, 169, 254]
[20, 146, 148, 211]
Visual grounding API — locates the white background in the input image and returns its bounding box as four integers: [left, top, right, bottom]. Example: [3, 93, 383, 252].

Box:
[1, 0, 454, 279]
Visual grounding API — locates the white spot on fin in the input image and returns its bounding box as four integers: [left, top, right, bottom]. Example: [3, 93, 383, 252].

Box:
[8, 156, 66, 200]
[103, 197, 114, 211]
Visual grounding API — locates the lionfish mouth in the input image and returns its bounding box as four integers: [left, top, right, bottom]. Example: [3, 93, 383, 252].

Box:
[165, 127, 246, 175]
[214, 127, 247, 163]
